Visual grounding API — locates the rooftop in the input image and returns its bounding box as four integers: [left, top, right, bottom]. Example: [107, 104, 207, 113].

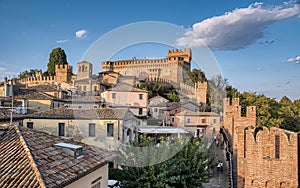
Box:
[0, 125, 116, 188]
[28, 107, 129, 120]
[105, 83, 147, 93]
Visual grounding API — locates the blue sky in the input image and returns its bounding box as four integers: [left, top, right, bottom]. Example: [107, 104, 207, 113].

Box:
[0, 0, 299, 100]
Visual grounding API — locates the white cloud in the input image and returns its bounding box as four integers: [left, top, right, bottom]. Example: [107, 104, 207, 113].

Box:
[286, 57, 295, 62]
[56, 39, 69, 44]
[177, 2, 300, 50]
[295, 61, 299, 64]
[0, 66, 6, 71]
[75, 29, 87, 38]
[285, 55, 300, 63]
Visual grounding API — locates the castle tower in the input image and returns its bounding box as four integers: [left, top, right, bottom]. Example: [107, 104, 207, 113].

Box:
[55, 64, 72, 83]
[195, 81, 207, 104]
[167, 48, 192, 84]
[223, 98, 256, 188]
[77, 61, 93, 79]
[167, 48, 191, 63]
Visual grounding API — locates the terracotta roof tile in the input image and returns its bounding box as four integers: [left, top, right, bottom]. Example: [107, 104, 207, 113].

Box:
[106, 83, 147, 92]
[0, 125, 116, 188]
[29, 107, 129, 120]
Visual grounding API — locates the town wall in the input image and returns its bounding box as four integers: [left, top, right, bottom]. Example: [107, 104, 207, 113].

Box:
[224, 98, 299, 188]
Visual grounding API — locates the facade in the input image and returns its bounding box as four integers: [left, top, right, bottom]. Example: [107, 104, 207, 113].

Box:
[0, 77, 17, 97]
[101, 83, 148, 117]
[14, 89, 65, 112]
[75, 61, 100, 96]
[0, 125, 115, 188]
[102, 48, 191, 85]
[148, 96, 170, 119]
[173, 111, 220, 137]
[23, 107, 139, 149]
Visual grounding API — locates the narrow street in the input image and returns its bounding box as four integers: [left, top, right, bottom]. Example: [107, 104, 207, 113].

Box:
[202, 138, 229, 188]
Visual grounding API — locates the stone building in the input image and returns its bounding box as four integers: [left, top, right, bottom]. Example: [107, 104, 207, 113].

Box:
[74, 61, 100, 96]
[102, 48, 191, 85]
[223, 98, 299, 188]
[101, 48, 207, 104]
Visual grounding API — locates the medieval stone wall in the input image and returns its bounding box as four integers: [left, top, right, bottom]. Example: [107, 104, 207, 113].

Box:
[18, 64, 73, 86]
[224, 98, 299, 188]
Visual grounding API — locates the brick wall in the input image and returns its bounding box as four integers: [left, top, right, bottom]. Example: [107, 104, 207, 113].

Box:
[223, 98, 299, 188]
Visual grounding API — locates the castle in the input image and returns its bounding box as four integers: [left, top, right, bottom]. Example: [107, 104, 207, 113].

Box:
[11, 49, 207, 103]
[18, 64, 73, 86]
[102, 48, 191, 84]
[223, 98, 299, 188]
[102, 48, 207, 104]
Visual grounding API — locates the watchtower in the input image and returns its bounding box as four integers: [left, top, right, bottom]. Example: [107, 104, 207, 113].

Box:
[77, 61, 92, 79]
[167, 48, 191, 63]
[55, 64, 73, 83]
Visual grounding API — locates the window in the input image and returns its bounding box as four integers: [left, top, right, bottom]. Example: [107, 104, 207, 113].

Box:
[58, 123, 65, 136]
[91, 177, 102, 188]
[213, 119, 217, 124]
[89, 123, 96, 137]
[112, 93, 116, 99]
[139, 94, 143, 100]
[139, 108, 143, 115]
[27, 122, 33, 129]
[83, 86, 86, 91]
[154, 108, 158, 112]
[107, 123, 114, 137]
[187, 118, 191, 123]
[94, 86, 97, 91]
[201, 118, 206, 123]
[171, 117, 175, 122]
[275, 135, 280, 159]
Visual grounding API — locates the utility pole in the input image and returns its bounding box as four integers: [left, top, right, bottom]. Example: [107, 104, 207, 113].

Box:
[10, 80, 14, 126]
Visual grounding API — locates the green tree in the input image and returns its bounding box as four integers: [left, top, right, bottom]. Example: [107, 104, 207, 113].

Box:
[187, 69, 207, 84]
[167, 91, 180, 102]
[207, 74, 227, 113]
[294, 99, 300, 108]
[112, 136, 213, 188]
[18, 69, 41, 79]
[226, 86, 300, 132]
[47, 47, 68, 76]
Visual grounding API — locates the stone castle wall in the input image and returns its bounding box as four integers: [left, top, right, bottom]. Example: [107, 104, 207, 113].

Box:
[224, 98, 299, 188]
[244, 127, 298, 187]
[18, 64, 73, 86]
[102, 48, 191, 84]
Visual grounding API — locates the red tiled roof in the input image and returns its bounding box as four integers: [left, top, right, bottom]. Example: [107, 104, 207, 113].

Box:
[0, 125, 116, 188]
[29, 107, 129, 120]
[106, 83, 147, 92]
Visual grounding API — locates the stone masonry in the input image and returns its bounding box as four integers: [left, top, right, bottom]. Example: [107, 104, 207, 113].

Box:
[223, 98, 299, 188]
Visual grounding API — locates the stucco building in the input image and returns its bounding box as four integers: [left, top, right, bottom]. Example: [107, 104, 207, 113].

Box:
[23, 107, 139, 149]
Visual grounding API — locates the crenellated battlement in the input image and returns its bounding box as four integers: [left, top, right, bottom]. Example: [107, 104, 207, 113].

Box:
[18, 74, 56, 86]
[167, 48, 191, 63]
[224, 97, 300, 188]
[18, 64, 73, 86]
[242, 126, 299, 187]
[55, 64, 72, 71]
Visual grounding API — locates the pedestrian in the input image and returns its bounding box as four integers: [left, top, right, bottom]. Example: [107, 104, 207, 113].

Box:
[217, 162, 221, 172]
[220, 161, 223, 172]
